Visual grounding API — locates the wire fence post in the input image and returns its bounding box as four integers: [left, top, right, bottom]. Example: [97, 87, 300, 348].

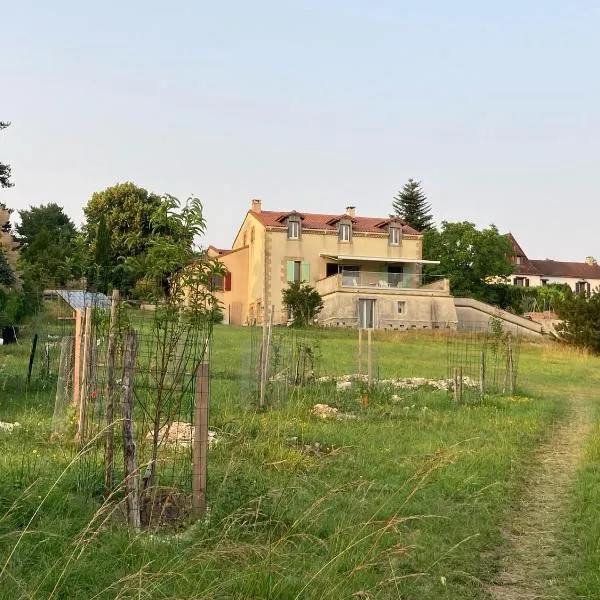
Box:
[479, 350, 486, 398]
[72, 309, 83, 405]
[367, 328, 373, 385]
[52, 336, 74, 437]
[104, 289, 120, 493]
[120, 331, 141, 531]
[358, 328, 363, 375]
[193, 362, 210, 520]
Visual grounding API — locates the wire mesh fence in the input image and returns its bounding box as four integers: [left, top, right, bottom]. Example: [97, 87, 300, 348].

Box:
[446, 318, 522, 402]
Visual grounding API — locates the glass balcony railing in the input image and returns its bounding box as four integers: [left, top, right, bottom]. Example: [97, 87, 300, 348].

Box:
[338, 271, 444, 289]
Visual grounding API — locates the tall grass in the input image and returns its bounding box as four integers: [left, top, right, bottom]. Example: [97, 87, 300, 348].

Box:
[1, 325, 598, 598]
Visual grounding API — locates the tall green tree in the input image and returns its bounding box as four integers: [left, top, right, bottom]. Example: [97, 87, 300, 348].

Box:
[0, 122, 13, 188]
[93, 214, 111, 293]
[392, 178, 433, 232]
[84, 183, 195, 292]
[0, 248, 15, 286]
[16, 204, 78, 286]
[423, 221, 513, 297]
[16, 203, 76, 247]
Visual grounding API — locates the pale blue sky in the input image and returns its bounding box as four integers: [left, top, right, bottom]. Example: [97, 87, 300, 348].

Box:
[2, 1, 599, 260]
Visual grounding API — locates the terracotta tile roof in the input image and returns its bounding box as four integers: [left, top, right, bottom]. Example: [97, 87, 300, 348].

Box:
[515, 262, 542, 276]
[250, 210, 420, 235]
[530, 259, 600, 280]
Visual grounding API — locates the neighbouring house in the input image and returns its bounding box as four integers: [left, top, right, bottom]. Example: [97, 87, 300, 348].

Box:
[507, 233, 600, 293]
[207, 199, 457, 330]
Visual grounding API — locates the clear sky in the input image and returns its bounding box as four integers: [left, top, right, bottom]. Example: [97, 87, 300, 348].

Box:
[2, 0, 599, 261]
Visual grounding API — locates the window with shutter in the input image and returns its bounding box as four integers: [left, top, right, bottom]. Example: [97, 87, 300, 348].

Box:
[224, 272, 232, 291]
[286, 261, 295, 283]
[301, 261, 310, 282]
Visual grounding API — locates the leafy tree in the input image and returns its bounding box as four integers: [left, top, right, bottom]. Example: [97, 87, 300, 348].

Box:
[16, 204, 78, 287]
[84, 183, 193, 291]
[16, 203, 76, 246]
[392, 178, 433, 231]
[282, 281, 324, 327]
[423, 221, 513, 297]
[555, 289, 600, 353]
[0, 122, 13, 188]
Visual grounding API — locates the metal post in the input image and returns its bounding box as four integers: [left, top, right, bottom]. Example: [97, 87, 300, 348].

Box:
[193, 362, 210, 520]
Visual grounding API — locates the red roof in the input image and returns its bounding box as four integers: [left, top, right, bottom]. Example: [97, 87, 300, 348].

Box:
[530, 259, 600, 280]
[249, 210, 420, 235]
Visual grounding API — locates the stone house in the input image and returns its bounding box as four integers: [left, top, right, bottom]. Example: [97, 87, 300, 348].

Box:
[208, 199, 457, 330]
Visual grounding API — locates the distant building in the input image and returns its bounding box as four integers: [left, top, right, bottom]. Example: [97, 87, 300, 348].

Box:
[507, 233, 600, 293]
[207, 199, 457, 330]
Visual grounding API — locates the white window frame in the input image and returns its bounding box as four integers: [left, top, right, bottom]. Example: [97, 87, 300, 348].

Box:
[287, 219, 300, 240]
[389, 226, 401, 245]
[339, 222, 351, 242]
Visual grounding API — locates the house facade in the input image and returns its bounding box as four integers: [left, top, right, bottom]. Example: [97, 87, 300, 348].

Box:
[508, 233, 600, 293]
[209, 199, 457, 330]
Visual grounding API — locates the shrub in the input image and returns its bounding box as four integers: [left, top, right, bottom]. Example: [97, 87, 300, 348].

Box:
[281, 281, 323, 327]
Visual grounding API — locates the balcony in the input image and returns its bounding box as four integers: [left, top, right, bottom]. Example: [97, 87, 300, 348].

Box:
[315, 271, 450, 296]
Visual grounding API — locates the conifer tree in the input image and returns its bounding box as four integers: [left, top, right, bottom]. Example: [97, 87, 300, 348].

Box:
[392, 178, 433, 231]
[93, 214, 112, 293]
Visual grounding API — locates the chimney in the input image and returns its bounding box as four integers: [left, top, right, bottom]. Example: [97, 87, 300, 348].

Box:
[345, 206, 356, 217]
[585, 256, 597, 266]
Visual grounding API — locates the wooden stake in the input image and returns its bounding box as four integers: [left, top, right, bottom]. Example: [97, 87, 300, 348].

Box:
[367, 328, 372, 386]
[259, 305, 274, 407]
[479, 351, 486, 398]
[193, 362, 210, 520]
[72, 309, 83, 406]
[104, 289, 120, 493]
[507, 342, 515, 395]
[76, 307, 93, 445]
[120, 331, 141, 531]
[52, 336, 74, 436]
[358, 328, 363, 375]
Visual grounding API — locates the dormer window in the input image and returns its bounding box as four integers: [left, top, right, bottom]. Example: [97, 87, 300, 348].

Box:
[389, 225, 401, 246]
[287, 218, 300, 240]
[339, 221, 352, 242]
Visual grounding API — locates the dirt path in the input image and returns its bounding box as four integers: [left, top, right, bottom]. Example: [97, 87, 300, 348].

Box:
[488, 395, 592, 600]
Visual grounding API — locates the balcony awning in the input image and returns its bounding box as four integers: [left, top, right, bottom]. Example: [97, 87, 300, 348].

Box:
[319, 253, 440, 265]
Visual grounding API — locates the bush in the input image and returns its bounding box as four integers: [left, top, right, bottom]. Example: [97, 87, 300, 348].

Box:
[477, 283, 569, 314]
[555, 289, 600, 353]
[282, 281, 323, 327]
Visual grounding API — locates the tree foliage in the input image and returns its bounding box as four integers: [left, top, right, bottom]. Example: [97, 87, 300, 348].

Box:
[423, 221, 513, 298]
[0, 248, 15, 286]
[16, 204, 78, 286]
[555, 289, 600, 353]
[392, 178, 433, 232]
[92, 215, 111, 293]
[16, 203, 76, 246]
[282, 281, 324, 327]
[0, 122, 13, 189]
[84, 183, 195, 292]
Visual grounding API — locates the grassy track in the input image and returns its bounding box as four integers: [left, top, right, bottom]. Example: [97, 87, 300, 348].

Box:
[0, 324, 599, 599]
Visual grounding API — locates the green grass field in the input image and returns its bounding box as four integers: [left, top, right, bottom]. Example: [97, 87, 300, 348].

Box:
[1, 322, 599, 599]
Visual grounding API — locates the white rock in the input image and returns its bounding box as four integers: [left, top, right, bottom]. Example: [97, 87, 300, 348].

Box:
[0, 421, 20, 432]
